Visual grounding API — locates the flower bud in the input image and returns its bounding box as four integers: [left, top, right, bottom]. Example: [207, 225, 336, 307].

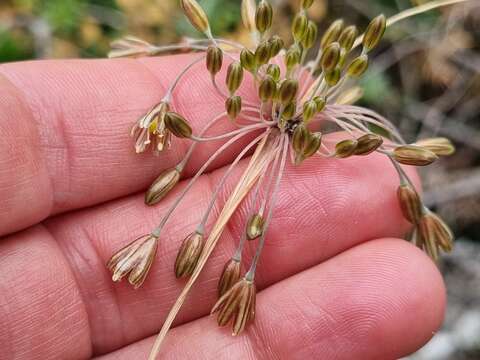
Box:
[279, 79, 299, 104]
[354, 133, 383, 155]
[255, 41, 271, 66]
[338, 25, 358, 51]
[164, 112, 193, 138]
[303, 132, 322, 158]
[418, 212, 454, 260]
[301, 21, 318, 49]
[320, 19, 344, 49]
[313, 96, 326, 112]
[258, 75, 276, 102]
[226, 62, 244, 94]
[174, 231, 204, 278]
[255, 0, 273, 34]
[303, 100, 317, 122]
[145, 167, 181, 205]
[240, 48, 256, 72]
[241, 0, 257, 33]
[414, 138, 455, 157]
[206, 46, 223, 76]
[335, 139, 358, 158]
[292, 124, 310, 154]
[268, 35, 284, 58]
[292, 13, 308, 41]
[321, 42, 341, 72]
[226, 96, 242, 120]
[218, 258, 241, 297]
[347, 54, 369, 78]
[181, 0, 210, 34]
[285, 45, 302, 70]
[397, 184, 423, 224]
[247, 214, 265, 240]
[282, 102, 296, 119]
[393, 145, 438, 166]
[302, 0, 315, 9]
[363, 14, 386, 51]
[325, 68, 341, 87]
[266, 64, 281, 81]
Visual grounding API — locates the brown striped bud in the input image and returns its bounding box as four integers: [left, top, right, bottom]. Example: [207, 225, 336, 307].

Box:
[320, 19, 344, 49]
[279, 79, 299, 104]
[321, 42, 341, 71]
[266, 64, 281, 81]
[302, 0, 314, 9]
[258, 75, 276, 102]
[174, 231, 204, 278]
[282, 102, 297, 119]
[247, 214, 265, 240]
[226, 62, 244, 94]
[181, 0, 210, 34]
[145, 167, 181, 205]
[302, 21, 318, 49]
[218, 258, 241, 297]
[292, 13, 309, 41]
[335, 139, 358, 158]
[241, 0, 257, 33]
[226, 96, 242, 120]
[285, 45, 302, 70]
[354, 133, 383, 155]
[240, 48, 256, 72]
[393, 145, 438, 166]
[255, 0, 273, 34]
[303, 100, 317, 122]
[397, 184, 423, 224]
[347, 55, 369, 78]
[418, 212, 454, 260]
[338, 25, 358, 51]
[313, 96, 326, 112]
[325, 68, 341, 87]
[255, 41, 271, 66]
[292, 124, 310, 154]
[164, 112, 193, 138]
[414, 138, 455, 157]
[363, 14, 386, 51]
[303, 132, 322, 158]
[268, 35, 284, 58]
[206, 46, 223, 76]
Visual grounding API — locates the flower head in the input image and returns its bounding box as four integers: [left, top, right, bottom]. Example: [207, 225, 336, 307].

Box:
[131, 101, 170, 154]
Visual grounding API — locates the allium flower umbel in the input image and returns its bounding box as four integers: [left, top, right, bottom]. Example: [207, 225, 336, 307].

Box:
[105, 0, 466, 358]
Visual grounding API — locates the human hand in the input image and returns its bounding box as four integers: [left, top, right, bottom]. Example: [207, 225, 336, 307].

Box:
[0, 55, 445, 360]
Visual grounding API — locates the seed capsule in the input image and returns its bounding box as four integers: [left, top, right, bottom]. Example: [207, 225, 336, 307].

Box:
[354, 133, 383, 155]
[302, 0, 314, 9]
[292, 124, 310, 154]
[164, 112, 193, 138]
[320, 19, 344, 49]
[325, 68, 341, 87]
[218, 258, 241, 297]
[292, 13, 308, 41]
[347, 55, 369, 78]
[240, 48, 256, 72]
[226, 62, 244, 94]
[414, 138, 455, 157]
[338, 25, 358, 51]
[266, 64, 281, 81]
[268, 35, 284, 58]
[226, 96, 242, 120]
[247, 214, 265, 240]
[174, 231, 204, 278]
[335, 139, 358, 158]
[258, 76, 276, 102]
[285, 45, 302, 70]
[303, 100, 318, 122]
[282, 102, 296, 119]
[321, 42, 341, 72]
[206, 46, 223, 76]
[302, 21, 318, 49]
[255, 0, 273, 34]
[145, 167, 181, 205]
[303, 132, 322, 158]
[241, 0, 257, 33]
[181, 0, 210, 34]
[393, 145, 438, 166]
[279, 79, 299, 104]
[255, 41, 271, 66]
[363, 14, 386, 51]
[397, 184, 423, 224]
[313, 96, 326, 112]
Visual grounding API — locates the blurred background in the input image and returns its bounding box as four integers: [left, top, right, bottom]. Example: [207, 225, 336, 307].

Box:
[0, 0, 478, 358]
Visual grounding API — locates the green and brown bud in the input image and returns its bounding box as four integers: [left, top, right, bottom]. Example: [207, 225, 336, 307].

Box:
[279, 79, 299, 104]
[302, 21, 318, 49]
[292, 124, 310, 154]
[268, 35, 284, 58]
[313, 96, 326, 112]
[325, 68, 341, 87]
[354, 133, 383, 155]
[181, 0, 210, 34]
[259, 75, 276, 102]
[418, 212, 454, 260]
[414, 138, 455, 157]
[240, 48, 256, 72]
[247, 214, 265, 240]
[303, 100, 318, 122]
[285, 44, 302, 70]
[320, 19, 344, 49]
[226, 62, 244, 94]
[321, 42, 341, 72]
[393, 145, 438, 166]
[266, 63, 281, 81]
[255, 41, 271, 66]
[347, 55, 369, 78]
[174, 231, 204, 278]
[338, 25, 358, 51]
[397, 184, 423, 224]
[145, 167, 181, 205]
[255, 0, 273, 34]
[363, 14, 386, 51]
[218, 258, 241, 297]
[241, 0, 257, 33]
[206, 46, 223, 76]
[164, 111, 193, 138]
[282, 102, 297, 119]
[301, 0, 315, 9]
[211, 278, 256, 336]
[303, 132, 322, 158]
[335, 139, 358, 158]
[226, 96, 242, 120]
[292, 13, 309, 42]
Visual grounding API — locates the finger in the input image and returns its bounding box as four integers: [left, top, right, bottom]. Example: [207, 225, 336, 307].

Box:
[0, 55, 257, 236]
[97, 239, 446, 360]
[0, 145, 420, 358]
